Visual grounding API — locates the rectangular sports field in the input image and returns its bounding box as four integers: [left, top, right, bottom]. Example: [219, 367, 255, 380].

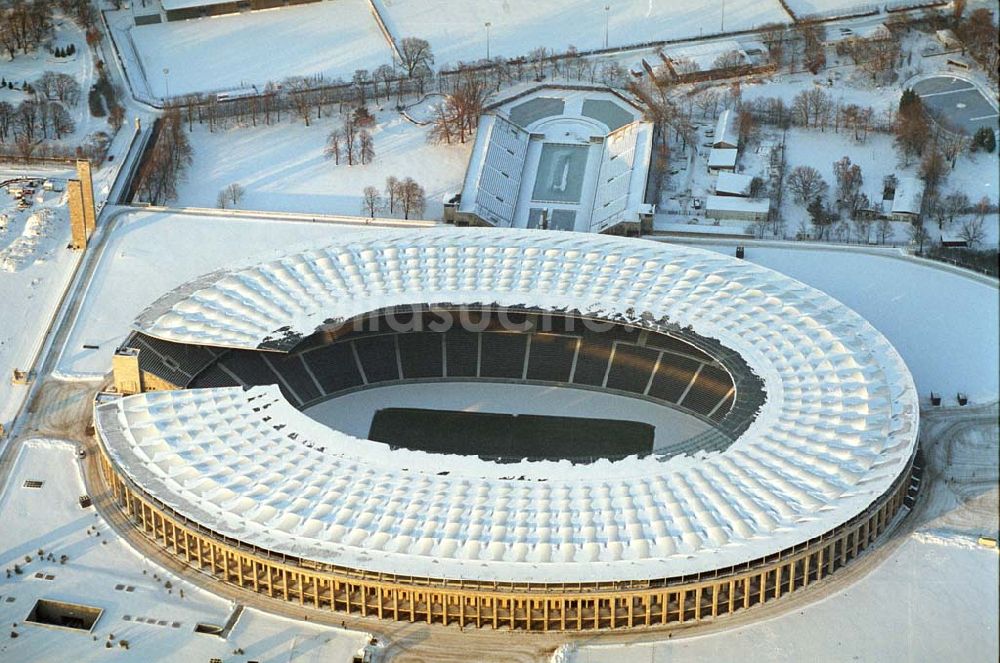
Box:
[532, 144, 590, 203]
[369, 407, 654, 462]
[375, 0, 789, 67]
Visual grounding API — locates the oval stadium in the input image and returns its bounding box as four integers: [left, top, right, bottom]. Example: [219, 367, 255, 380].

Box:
[91, 228, 920, 631]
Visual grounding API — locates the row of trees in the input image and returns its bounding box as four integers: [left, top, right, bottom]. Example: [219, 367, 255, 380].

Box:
[953, 4, 1000, 83]
[427, 71, 490, 145]
[324, 112, 375, 166]
[0, 99, 76, 145]
[361, 177, 426, 219]
[34, 71, 82, 107]
[135, 110, 192, 205]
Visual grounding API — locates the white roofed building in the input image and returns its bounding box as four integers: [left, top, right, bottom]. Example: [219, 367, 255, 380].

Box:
[708, 148, 738, 173]
[715, 172, 755, 197]
[705, 195, 770, 222]
[890, 177, 926, 219]
[152, 0, 325, 22]
[713, 109, 739, 149]
[455, 85, 655, 235]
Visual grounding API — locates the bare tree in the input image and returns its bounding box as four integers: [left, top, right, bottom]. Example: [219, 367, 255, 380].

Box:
[939, 190, 970, 228]
[832, 156, 864, 216]
[135, 108, 192, 204]
[907, 220, 930, 253]
[218, 182, 245, 207]
[427, 69, 488, 144]
[359, 129, 374, 164]
[385, 176, 401, 214]
[712, 50, 744, 73]
[284, 77, 313, 126]
[529, 47, 549, 80]
[400, 37, 434, 78]
[919, 145, 947, 194]
[694, 90, 720, 119]
[399, 177, 426, 219]
[47, 101, 74, 139]
[787, 165, 828, 205]
[324, 128, 342, 165]
[361, 185, 383, 218]
[959, 217, 985, 247]
[342, 116, 358, 165]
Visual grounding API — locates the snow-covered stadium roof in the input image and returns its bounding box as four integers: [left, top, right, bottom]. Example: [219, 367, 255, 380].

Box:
[109, 228, 918, 583]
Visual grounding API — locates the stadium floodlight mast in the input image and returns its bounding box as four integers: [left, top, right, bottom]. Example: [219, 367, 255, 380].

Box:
[162, 67, 170, 100]
[604, 5, 610, 49]
[485, 21, 492, 60]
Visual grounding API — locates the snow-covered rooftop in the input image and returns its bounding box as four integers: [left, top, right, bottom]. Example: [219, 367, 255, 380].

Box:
[892, 177, 925, 216]
[715, 172, 754, 196]
[459, 86, 652, 234]
[706, 195, 770, 215]
[159, 0, 233, 10]
[112, 228, 919, 583]
[708, 148, 738, 169]
[714, 110, 739, 149]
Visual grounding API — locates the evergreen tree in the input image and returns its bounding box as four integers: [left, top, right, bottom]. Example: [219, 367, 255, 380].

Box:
[898, 88, 921, 116]
[972, 126, 996, 153]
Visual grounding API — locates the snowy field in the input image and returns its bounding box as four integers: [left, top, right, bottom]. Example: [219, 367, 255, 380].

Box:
[0, 175, 80, 431]
[376, 0, 790, 67]
[122, 0, 395, 98]
[570, 537, 998, 662]
[0, 439, 369, 662]
[304, 382, 710, 448]
[694, 242, 1000, 403]
[174, 108, 470, 218]
[59, 211, 1000, 408]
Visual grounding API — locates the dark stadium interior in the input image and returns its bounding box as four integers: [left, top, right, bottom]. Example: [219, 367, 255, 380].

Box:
[127, 306, 764, 459]
[369, 408, 655, 463]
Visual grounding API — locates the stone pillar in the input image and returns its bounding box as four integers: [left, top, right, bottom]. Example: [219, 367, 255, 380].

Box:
[68, 179, 87, 250]
[76, 160, 96, 240]
[112, 347, 143, 395]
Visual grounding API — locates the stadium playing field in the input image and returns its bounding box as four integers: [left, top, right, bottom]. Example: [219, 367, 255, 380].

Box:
[531, 144, 590, 203]
[368, 407, 654, 462]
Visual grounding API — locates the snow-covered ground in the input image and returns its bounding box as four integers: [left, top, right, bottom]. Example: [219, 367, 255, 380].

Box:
[0, 439, 370, 662]
[0, 175, 80, 431]
[117, 0, 395, 99]
[173, 108, 470, 218]
[303, 382, 710, 448]
[570, 537, 997, 662]
[376, 0, 790, 67]
[693, 242, 999, 403]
